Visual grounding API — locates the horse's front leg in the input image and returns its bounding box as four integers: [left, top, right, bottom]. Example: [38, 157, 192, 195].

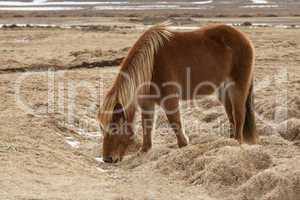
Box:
[163, 99, 189, 148]
[140, 103, 155, 152]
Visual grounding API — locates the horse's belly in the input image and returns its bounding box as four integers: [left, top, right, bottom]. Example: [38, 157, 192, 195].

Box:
[151, 72, 226, 101]
[180, 80, 222, 100]
[173, 65, 229, 100]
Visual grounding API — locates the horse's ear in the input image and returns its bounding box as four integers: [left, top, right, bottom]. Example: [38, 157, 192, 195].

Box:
[112, 103, 125, 122]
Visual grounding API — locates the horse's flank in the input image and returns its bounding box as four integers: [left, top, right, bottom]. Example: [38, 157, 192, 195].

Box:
[98, 22, 173, 131]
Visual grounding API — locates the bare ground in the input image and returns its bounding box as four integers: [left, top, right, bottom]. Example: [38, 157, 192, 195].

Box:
[0, 19, 300, 199]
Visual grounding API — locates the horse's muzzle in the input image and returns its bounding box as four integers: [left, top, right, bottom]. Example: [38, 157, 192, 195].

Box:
[103, 156, 113, 163]
[103, 156, 121, 163]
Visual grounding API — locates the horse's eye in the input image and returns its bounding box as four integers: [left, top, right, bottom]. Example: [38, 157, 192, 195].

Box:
[99, 124, 104, 131]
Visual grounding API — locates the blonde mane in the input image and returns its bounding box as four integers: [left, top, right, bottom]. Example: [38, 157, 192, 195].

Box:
[98, 22, 173, 130]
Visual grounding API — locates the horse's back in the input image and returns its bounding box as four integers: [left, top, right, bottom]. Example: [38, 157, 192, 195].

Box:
[152, 24, 254, 99]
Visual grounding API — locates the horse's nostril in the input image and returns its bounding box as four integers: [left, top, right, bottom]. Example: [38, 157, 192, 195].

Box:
[103, 156, 113, 163]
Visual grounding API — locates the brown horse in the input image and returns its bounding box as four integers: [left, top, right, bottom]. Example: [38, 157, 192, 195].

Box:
[97, 22, 258, 163]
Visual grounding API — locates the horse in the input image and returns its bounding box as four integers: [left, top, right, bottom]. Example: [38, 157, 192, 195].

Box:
[97, 22, 258, 163]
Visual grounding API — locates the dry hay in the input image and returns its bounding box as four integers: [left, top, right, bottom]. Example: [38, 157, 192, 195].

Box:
[120, 131, 299, 200]
[276, 118, 300, 142]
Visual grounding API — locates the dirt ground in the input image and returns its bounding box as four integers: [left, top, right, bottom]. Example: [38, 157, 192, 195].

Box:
[0, 17, 300, 199]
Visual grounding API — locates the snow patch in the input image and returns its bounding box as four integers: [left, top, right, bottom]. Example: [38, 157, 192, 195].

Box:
[0, 6, 83, 11]
[251, 0, 268, 4]
[65, 137, 80, 148]
[94, 5, 212, 10]
[33, 0, 47, 4]
[242, 4, 278, 8]
[96, 167, 107, 172]
[0, 1, 127, 6]
[95, 157, 104, 163]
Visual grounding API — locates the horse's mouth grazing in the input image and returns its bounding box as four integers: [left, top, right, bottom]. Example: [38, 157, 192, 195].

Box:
[103, 156, 120, 163]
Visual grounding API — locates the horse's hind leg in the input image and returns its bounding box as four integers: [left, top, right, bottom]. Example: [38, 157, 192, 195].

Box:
[162, 98, 189, 148]
[228, 84, 248, 144]
[218, 84, 234, 138]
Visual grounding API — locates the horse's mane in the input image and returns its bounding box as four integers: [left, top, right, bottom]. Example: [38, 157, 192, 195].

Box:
[98, 21, 173, 130]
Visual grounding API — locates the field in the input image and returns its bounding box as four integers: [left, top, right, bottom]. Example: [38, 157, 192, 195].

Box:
[0, 16, 300, 199]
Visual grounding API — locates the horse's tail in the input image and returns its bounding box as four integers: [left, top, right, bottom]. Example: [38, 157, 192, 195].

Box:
[243, 80, 258, 144]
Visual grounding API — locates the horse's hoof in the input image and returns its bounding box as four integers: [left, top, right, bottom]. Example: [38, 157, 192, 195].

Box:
[178, 143, 188, 148]
[244, 136, 259, 145]
[139, 146, 151, 154]
[178, 141, 189, 148]
[236, 138, 244, 145]
[178, 135, 189, 148]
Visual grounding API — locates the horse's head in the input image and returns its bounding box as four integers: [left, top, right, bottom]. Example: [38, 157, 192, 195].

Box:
[100, 103, 134, 163]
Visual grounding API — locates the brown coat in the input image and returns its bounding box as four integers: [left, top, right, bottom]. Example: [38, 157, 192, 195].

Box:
[98, 24, 257, 163]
